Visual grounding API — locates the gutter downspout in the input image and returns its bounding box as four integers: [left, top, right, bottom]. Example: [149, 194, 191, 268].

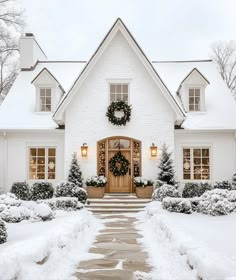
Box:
[3, 131, 8, 192]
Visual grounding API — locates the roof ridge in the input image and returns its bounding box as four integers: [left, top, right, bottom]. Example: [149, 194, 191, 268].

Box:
[152, 59, 212, 63]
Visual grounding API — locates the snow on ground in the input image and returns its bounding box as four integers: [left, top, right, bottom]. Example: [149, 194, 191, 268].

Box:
[137, 201, 236, 280]
[0, 209, 103, 280]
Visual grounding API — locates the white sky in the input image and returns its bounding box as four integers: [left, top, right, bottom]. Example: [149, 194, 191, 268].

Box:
[20, 0, 236, 61]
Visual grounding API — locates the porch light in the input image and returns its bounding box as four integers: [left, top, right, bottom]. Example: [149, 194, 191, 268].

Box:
[81, 143, 88, 157]
[150, 143, 157, 157]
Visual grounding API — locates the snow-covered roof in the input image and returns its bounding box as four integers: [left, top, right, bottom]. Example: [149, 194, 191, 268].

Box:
[0, 61, 86, 130]
[153, 60, 236, 130]
[0, 57, 236, 131]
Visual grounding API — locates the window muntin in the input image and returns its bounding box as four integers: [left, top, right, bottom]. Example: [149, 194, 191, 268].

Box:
[40, 88, 51, 112]
[110, 83, 129, 104]
[29, 147, 56, 180]
[189, 88, 200, 111]
[183, 148, 210, 180]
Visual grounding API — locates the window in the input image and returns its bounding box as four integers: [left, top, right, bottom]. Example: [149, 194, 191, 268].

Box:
[183, 148, 210, 180]
[189, 88, 200, 111]
[110, 83, 129, 104]
[29, 147, 56, 180]
[40, 88, 51, 111]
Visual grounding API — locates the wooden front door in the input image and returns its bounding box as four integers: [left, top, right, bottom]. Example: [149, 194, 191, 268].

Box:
[97, 137, 142, 193]
[108, 150, 131, 193]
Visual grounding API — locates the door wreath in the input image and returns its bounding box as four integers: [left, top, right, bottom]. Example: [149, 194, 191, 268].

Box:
[109, 151, 130, 176]
[106, 101, 132, 126]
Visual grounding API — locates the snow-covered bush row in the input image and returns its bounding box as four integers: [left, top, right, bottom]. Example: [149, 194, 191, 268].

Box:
[152, 184, 181, 201]
[0, 206, 31, 222]
[39, 197, 83, 211]
[162, 197, 192, 214]
[55, 181, 87, 204]
[182, 182, 212, 198]
[198, 189, 235, 216]
[0, 219, 7, 244]
[31, 182, 54, 200]
[10, 181, 30, 200]
[214, 180, 235, 190]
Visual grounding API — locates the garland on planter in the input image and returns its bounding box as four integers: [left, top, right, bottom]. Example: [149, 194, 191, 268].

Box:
[106, 101, 132, 126]
[109, 151, 130, 176]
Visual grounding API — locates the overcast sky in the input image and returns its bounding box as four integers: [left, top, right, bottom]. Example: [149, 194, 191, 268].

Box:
[20, 0, 236, 61]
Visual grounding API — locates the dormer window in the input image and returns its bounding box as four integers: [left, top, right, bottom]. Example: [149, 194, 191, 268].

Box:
[39, 88, 51, 112]
[189, 88, 200, 111]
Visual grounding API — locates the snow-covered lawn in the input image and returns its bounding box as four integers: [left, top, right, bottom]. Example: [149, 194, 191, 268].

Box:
[137, 201, 236, 280]
[0, 209, 102, 280]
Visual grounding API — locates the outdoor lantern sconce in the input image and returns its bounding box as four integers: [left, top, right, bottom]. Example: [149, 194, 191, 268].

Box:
[150, 143, 157, 157]
[81, 143, 88, 157]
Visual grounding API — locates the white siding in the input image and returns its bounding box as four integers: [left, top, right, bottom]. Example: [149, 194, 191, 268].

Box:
[64, 31, 175, 181]
[0, 131, 64, 191]
[175, 131, 236, 185]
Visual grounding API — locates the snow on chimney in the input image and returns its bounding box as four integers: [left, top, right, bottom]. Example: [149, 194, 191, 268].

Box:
[20, 33, 47, 69]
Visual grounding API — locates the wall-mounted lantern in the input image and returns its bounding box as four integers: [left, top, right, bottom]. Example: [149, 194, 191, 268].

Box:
[81, 143, 88, 157]
[150, 143, 157, 157]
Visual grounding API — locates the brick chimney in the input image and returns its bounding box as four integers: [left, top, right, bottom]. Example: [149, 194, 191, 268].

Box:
[20, 33, 47, 69]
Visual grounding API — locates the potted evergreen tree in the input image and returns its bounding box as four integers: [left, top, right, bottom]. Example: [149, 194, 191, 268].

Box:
[134, 177, 154, 198]
[85, 176, 107, 198]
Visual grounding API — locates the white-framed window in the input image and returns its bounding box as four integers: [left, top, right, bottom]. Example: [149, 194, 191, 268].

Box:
[29, 147, 56, 180]
[183, 147, 210, 180]
[109, 83, 129, 104]
[39, 88, 51, 112]
[189, 88, 200, 111]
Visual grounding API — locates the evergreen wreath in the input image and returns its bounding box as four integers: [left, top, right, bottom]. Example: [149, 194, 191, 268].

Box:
[109, 151, 130, 176]
[106, 101, 132, 126]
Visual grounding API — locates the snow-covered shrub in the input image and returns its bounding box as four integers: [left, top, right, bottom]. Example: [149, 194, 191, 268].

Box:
[134, 177, 154, 187]
[232, 173, 236, 189]
[214, 180, 232, 190]
[198, 189, 235, 216]
[32, 203, 54, 221]
[229, 190, 236, 202]
[0, 193, 21, 207]
[86, 176, 107, 187]
[155, 179, 164, 188]
[31, 182, 54, 200]
[10, 181, 30, 200]
[55, 181, 87, 203]
[162, 197, 192, 214]
[0, 219, 7, 244]
[190, 197, 201, 212]
[68, 152, 83, 187]
[152, 184, 181, 201]
[182, 182, 212, 198]
[0, 206, 31, 222]
[40, 197, 83, 211]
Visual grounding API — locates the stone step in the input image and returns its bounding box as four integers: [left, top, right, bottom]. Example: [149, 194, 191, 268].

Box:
[86, 208, 142, 213]
[86, 203, 146, 208]
[87, 199, 150, 204]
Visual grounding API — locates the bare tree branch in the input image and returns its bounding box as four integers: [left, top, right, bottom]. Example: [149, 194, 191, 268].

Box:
[211, 41, 236, 97]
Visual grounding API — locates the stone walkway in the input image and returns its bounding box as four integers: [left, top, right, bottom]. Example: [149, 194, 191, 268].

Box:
[75, 213, 151, 280]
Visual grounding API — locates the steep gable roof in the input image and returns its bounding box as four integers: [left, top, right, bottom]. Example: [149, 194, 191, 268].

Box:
[53, 18, 185, 123]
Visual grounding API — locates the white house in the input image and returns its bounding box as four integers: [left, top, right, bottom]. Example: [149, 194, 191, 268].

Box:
[0, 18, 236, 193]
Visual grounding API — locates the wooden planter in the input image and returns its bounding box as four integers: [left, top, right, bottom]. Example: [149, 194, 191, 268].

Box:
[86, 186, 105, 198]
[136, 186, 153, 199]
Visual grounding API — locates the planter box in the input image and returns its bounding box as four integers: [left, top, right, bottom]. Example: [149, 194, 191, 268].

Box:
[136, 186, 153, 198]
[86, 186, 105, 198]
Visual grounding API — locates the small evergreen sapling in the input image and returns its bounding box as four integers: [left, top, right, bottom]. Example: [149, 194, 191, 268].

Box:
[68, 153, 83, 187]
[157, 144, 176, 186]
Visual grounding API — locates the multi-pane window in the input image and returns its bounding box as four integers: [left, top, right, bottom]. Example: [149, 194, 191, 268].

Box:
[183, 148, 210, 180]
[29, 147, 56, 180]
[110, 83, 129, 104]
[189, 88, 200, 111]
[40, 88, 51, 112]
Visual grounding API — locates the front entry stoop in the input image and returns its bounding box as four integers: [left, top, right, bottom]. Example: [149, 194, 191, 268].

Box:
[75, 212, 152, 280]
[85, 193, 151, 214]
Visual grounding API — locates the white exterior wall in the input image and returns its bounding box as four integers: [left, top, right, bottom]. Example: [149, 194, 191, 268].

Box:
[0, 131, 64, 192]
[64, 31, 175, 181]
[175, 130, 236, 185]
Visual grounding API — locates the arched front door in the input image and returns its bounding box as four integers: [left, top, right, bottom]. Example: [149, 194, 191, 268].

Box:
[97, 136, 142, 193]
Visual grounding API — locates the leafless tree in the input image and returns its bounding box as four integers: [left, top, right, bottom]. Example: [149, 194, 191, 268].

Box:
[211, 41, 236, 97]
[0, 0, 24, 103]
